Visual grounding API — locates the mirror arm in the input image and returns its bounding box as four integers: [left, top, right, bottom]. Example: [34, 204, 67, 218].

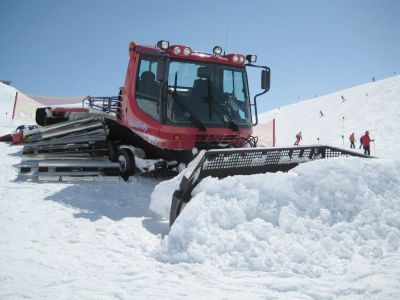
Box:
[252, 89, 267, 126]
[247, 64, 270, 126]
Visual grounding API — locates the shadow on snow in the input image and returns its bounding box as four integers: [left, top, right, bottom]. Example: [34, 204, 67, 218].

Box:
[43, 176, 169, 236]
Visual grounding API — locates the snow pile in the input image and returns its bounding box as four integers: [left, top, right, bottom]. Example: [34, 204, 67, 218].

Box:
[150, 169, 185, 218]
[154, 157, 400, 278]
[257, 76, 400, 159]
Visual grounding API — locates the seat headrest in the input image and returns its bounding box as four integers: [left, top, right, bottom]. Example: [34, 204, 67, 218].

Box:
[141, 71, 156, 82]
[197, 66, 212, 78]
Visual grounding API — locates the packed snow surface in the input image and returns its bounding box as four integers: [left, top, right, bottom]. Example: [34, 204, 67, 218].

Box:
[1, 78, 400, 299]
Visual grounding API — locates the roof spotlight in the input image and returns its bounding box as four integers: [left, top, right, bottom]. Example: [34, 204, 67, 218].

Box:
[183, 47, 191, 56]
[213, 46, 223, 56]
[232, 55, 239, 63]
[246, 55, 257, 63]
[156, 40, 169, 50]
[173, 46, 182, 55]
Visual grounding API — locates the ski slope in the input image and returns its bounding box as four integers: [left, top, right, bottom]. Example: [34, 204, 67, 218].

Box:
[257, 76, 400, 160]
[1, 79, 400, 299]
[0, 82, 17, 119]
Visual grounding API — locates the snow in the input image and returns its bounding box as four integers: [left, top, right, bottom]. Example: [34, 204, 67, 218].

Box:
[156, 159, 400, 270]
[1, 78, 400, 299]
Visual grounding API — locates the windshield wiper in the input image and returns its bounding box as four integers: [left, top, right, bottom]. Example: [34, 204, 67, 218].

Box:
[171, 72, 206, 131]
[206, 80, 239, 132]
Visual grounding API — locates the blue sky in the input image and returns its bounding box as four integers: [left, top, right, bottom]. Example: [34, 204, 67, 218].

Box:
[1, 0, 399, 112]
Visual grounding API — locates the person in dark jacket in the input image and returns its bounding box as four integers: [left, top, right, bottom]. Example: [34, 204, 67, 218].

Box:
[349, 132, 356, 148]
[361, 131, 374, 155]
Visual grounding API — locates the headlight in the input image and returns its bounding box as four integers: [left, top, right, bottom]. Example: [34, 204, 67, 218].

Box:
[173, 46, 182, 55]
[183, 47, 191, 56]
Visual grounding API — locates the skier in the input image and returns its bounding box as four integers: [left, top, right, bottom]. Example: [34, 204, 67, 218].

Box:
[349, 132, 356, 148]
[361, 131, 374, 155]
[359, 134, 364, 149]
[319, 110, 324, 117]
[294, 131, 302, 145]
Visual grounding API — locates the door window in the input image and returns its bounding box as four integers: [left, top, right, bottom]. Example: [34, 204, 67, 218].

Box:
[136, 57, 161, 120]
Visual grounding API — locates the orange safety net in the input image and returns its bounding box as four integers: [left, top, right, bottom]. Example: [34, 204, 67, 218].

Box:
[253, 118, 276, 147]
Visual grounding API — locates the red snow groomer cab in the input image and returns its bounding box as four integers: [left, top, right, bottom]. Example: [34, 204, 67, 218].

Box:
[107, 41, 270, 160]
[31, 40, 270, 178]
[114, 41, 269, 156]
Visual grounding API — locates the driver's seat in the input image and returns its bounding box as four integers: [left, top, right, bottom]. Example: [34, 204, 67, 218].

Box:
[191, 66, 211, 97]
[192, 78, 208, 97]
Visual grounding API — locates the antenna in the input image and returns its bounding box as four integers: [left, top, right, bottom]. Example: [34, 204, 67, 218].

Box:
[223, 29, 229, 55]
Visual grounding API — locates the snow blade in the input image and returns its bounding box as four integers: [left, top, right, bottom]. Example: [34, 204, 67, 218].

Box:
[170, 145, 372, 226]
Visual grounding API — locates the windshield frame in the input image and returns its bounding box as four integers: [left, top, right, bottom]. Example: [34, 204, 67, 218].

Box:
[161, 58, 252, 128]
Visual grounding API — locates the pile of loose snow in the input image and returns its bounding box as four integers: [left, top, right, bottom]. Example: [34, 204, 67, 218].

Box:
[150, 176, 184, 218]
[152, 157, 400, 279]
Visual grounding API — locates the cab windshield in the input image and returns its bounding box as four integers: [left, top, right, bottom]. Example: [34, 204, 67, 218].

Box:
[166, 60, 251, 127]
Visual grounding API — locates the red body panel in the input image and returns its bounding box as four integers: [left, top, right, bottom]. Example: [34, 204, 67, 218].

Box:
[124, 123, 252, 150]
[53, 107, 89, 113]
[12, 132, 23, 144]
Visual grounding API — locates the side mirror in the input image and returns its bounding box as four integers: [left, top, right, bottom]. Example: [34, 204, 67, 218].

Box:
[261, 68, 270, 91]
[156, 61, 166, 81]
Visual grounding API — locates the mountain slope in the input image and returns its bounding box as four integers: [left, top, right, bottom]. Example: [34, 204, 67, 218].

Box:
[0, 82, 17, 119]
[257, 76, 400, 159]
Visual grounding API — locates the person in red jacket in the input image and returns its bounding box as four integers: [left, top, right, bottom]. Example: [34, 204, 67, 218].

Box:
[294, 131, 302, 145]
[361, 131, 374, 155]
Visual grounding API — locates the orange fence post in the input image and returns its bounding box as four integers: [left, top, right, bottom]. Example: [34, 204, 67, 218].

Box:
[272, 118, 276, 147]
